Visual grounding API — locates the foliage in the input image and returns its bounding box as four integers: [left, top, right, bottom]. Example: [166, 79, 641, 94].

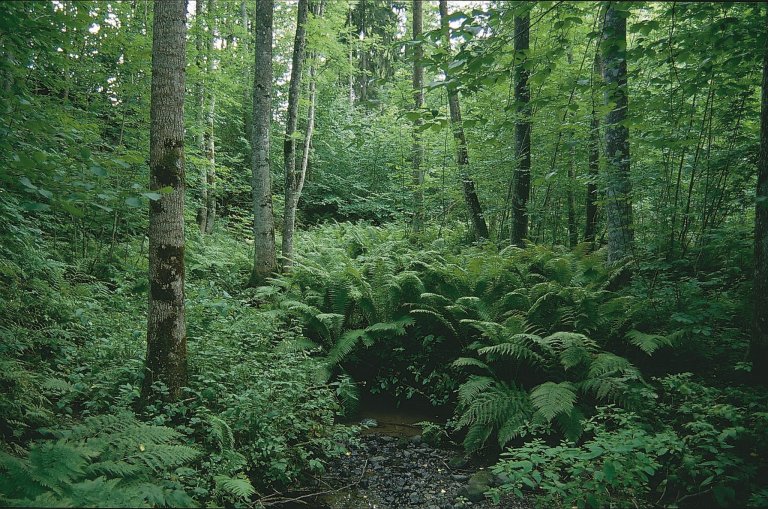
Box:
[0, 413, 197, 508]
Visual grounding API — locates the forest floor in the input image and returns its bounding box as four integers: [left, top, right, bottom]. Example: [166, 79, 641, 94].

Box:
[311, 433, 529, 509]
[272, 397, 530, 509]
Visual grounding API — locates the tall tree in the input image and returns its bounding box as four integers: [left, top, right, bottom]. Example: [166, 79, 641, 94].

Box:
[411, 0, 424, 235]
[601, 2, 633, 264]
[510, 10, 531, 247]
[439, 0, 489, 241]
[584, 55, 601, 246]
[143, 0, 187, 401]
[250, 0, 277, 286]
[281, 0, 309, 270]
[203, 0, 217, 234]
[195, 0, 207, 231]
[752, 6, 768, 385]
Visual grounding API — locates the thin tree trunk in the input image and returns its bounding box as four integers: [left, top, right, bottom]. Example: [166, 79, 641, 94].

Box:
[250, 0, 277, 286]
[567, 140, 577, 248]
[601, 2, 634, 264]
[411, 0, 424, 235]
[585, 98, 600, 245]
[241, 1, 252, 149]
[510, 12, 531, 247]
[439, 0, 488, 241]
[751, 6, 768, 386]
[143, 0, 187, 402]
[203, 0, 217, 234]
[281, 0, 309, 270]
[195, 0, 207, 231]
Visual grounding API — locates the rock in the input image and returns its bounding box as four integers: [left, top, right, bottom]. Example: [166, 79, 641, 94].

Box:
[410, 434, 423, 445]
[459, 470, 493, 503]
[451, 474, 469, 481]
[448, 455, 469, 469]
[409, 492, 422, 504]
[360, 418, 378, 427]
[370, 455, 387, 463]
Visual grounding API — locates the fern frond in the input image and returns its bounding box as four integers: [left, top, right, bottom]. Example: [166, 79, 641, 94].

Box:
[452, 357, 490, 371]
[326, 329, 368, 365]
[214, 475, 256, 499]
[530, 382, 577, 422]
[625, 329, 668, 355]
[457, 375, 495, 403]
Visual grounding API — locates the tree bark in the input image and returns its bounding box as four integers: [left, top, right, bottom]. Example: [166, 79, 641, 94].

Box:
[250, 0, 277, 286]
[439, 0, 488, 241]
[411, 0, 424, 235]
[751, 6, 768, 385]
[601, 2, 634, 264]
[203, 0, 217, 234]
[510, 12, 531, 247]
[195, 0, 207, 231]
[585, 106, 600, 245]
[567, 141, 577, 248]
[281, 0, 309, 270]
[143, 0, 187, 402]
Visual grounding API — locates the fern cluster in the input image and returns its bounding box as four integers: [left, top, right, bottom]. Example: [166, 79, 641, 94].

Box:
[0, 413, 198, 507]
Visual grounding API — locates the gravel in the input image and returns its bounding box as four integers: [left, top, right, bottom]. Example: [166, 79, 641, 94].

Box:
[316, 434, 531, 509]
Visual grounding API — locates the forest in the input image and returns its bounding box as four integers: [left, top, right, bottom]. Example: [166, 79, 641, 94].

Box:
[1, 0, 767, 507]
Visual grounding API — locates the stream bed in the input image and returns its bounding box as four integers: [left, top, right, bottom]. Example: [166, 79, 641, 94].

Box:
[306, 398, 530, 509]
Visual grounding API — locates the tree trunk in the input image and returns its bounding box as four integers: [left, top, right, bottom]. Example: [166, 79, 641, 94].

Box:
[601, 2, 634, 264]
[250, 0, 277, 286]
[411, 0, 424, 235]
[751, 6, 768, 385]
[510, 12, 531, 247]
[195, 0, 207, 231]
[567, 141, 577, 248]
[241, 1, 252, 150]
[438, 0, 488, 241]
[203, 0, 217, 234]
[281, 0, 309, 270]
[143, 0, 187, 402]
[585, 101, 600, 245]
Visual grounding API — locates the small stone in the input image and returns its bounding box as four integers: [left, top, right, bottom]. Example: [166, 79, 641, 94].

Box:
[451, 474, 469, 481]
[409, 493, 422, 504]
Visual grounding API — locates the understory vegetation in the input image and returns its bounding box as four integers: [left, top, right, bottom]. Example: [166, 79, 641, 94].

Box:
[2, 0, 768, 508]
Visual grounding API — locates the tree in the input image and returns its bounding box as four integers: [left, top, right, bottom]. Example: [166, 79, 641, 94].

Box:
[601, 2, 633, 264]
[411, 0, 424, 235]
[752, 6, 768, 385]
[250, 0, 277, 286]
[439, 0, 489, 241]
[143, 0, 188, 401]
[281, 0, 309, 270]
[584, 55, 601, 246]
[510, 10, 531, 247]
[203, 0, 217, 234]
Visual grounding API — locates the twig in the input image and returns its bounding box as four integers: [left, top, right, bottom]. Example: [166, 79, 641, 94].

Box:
[254, 458, 370, 507]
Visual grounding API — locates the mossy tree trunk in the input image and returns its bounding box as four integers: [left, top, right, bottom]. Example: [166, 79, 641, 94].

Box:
[411, 0, 424, 236]
[752, 6, 768, 386]
[601, 2, 634, 264]
[510, 11, 531, 247]
[143, 0, 187, 402]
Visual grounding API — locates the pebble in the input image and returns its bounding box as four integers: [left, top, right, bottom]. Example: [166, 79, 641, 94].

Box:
[316, 434, 530, 509]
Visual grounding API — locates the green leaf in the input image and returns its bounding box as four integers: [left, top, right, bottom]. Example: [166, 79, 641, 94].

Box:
[125, 197, 142, 208]
[142, 192, 163, 201]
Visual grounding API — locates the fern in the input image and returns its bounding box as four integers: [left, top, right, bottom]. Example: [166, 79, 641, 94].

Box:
[530, 382, 577, 423]
[0, 413, 197, 508]
[214, 475, 256, 499]
[326, 329, 369, 365]
[625, 329, 669, 355]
